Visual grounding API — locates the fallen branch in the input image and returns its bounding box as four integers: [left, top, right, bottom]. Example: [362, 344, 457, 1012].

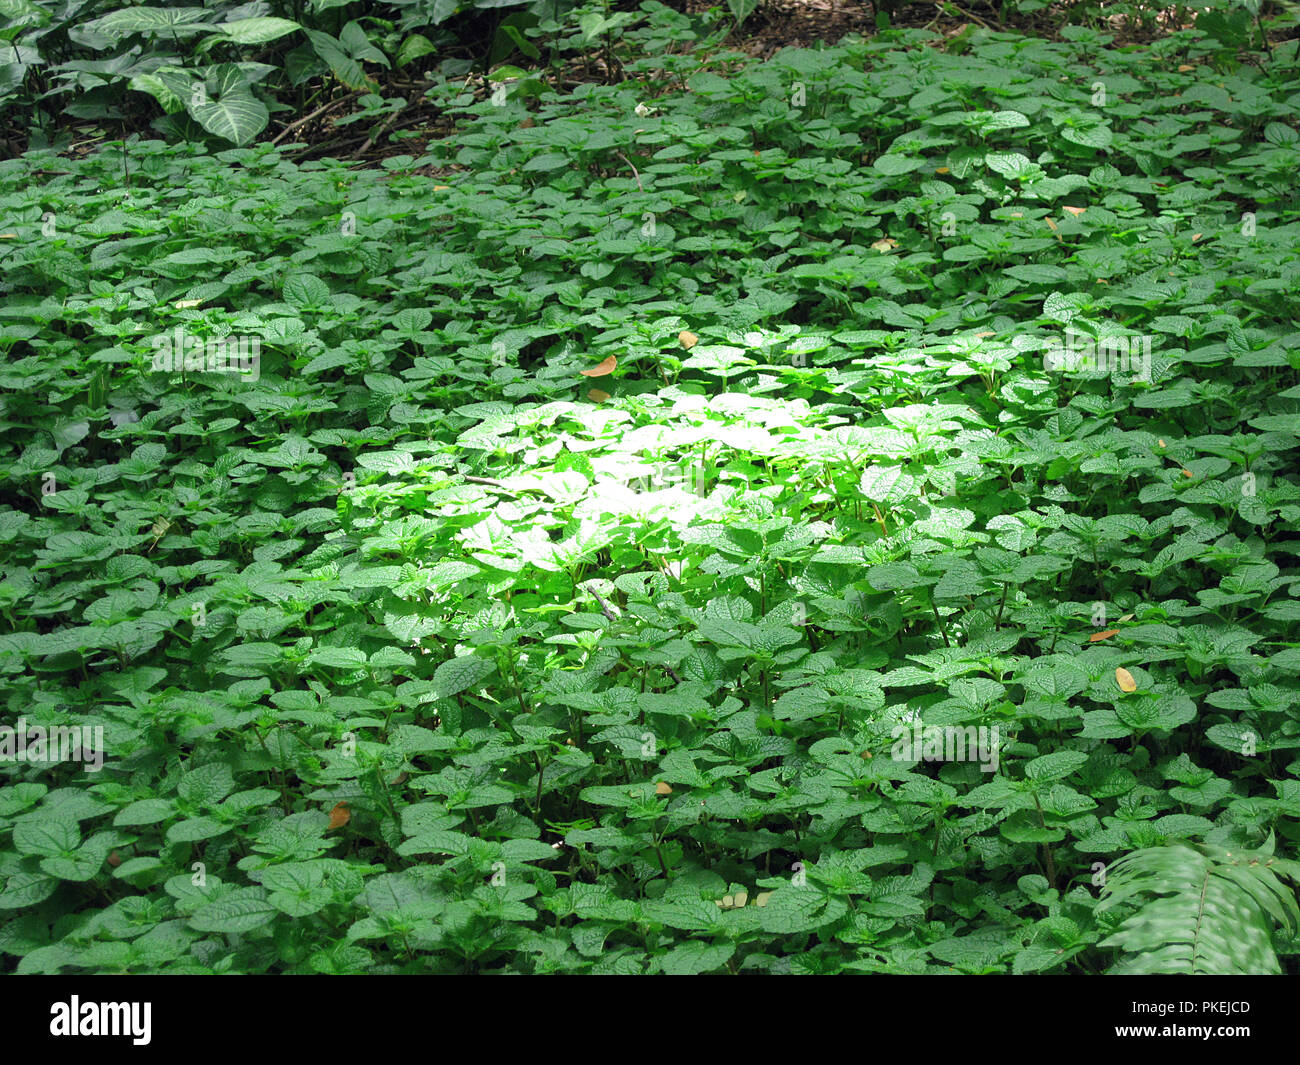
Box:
[270, 91, 362, 146]
[614, 149, 643, 192]
[284, 134, 370, 160]
[938, 2, 1004, 32]
[352, 98, 410, 160]
[585, 586, 620, 623]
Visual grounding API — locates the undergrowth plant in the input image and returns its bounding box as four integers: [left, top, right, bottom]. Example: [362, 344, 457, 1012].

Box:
[0, 19, 1298, 974]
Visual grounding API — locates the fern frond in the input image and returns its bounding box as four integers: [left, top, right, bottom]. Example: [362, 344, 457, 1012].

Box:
[1097, 837, 1300, 975]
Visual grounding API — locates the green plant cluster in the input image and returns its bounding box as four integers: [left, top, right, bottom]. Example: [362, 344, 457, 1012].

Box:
[1, 23, 1300, 973]
[5, 0, 1296, 153]
[0, 0, 532, 148]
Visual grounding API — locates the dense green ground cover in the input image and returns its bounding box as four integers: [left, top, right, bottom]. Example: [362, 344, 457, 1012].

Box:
[3, 22, 1300, 973]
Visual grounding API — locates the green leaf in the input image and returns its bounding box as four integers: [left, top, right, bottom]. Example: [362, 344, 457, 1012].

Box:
[726, 0, 759, 25]
[432, 655, 494, 699]
[189, 889, 279, 934]
[84, 7, 212, 38]
[660, 939, 735, 974]
[211, 17, 301, 45]
[185, 64, 269, 145]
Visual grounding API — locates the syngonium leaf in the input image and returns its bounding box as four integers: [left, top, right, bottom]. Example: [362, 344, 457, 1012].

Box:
[84, 7, 213, 37]
[157, 64, 269, 145]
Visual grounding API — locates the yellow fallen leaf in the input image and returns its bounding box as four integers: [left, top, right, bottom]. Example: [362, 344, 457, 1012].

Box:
[1182, 468, 1193, 478]
[871, 237, 899, 252]
[580, 355, 616, 377]
[754, 891, 772, 907]
[433, 185, 450, 191]
[327, 802, 351, 830]
[678, 330, 698, 350]
[1116, 667, 1137, 693]
[1178, 64, 1195, 72]
[1158, 439, 1166, 448]
[1117, 613, 1134, 623]
[1089, 629, 1119, 642]
[1062, 206, 1086, 216]
[587, 388, 610, 402]
[174, 298, 204, 309]
[934, 166, 950, 174]
[655, 781, 672, 795]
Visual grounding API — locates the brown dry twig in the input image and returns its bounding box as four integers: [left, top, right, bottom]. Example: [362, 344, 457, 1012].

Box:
[614, 149, 643, 191]
[270, 90, 362, 146]
[352, 97, 410, 159]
